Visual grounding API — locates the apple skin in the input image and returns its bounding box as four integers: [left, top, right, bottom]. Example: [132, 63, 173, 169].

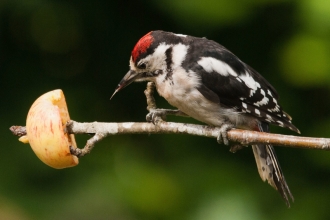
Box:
[25, 89, 78, 169]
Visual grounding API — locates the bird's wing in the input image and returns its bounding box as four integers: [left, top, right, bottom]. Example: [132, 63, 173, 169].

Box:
[191, 46, 299, 133]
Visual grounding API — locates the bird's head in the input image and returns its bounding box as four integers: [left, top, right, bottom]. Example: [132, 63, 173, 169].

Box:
[111, 31, 186, 99]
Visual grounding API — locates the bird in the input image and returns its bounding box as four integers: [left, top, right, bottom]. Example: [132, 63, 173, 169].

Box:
[111, 30, 300, 207]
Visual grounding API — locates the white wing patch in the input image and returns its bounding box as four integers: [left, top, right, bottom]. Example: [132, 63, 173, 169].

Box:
[198, 57, 238, 77]
[267, 89, 275, 98]
[239, 72, 261, 97]
[254, 95, 269, 107]
[268, 105, 280, 113]
[272, 97, 278, 104]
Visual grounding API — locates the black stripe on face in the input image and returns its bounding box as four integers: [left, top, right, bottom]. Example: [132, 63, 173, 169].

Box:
[165, 47, 173, 71]
[165, 47, 173, 81]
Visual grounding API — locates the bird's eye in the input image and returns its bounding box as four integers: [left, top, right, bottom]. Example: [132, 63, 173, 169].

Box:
[137, 63, 147, 69]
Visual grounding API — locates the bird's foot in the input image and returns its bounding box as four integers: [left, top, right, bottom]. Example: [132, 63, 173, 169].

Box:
[146, 109, 185, 124]
[216, 123, 248, 152]
[146, 109, 166, 124]
[146, 109, 188, 124]
[216, 123, 234, 145]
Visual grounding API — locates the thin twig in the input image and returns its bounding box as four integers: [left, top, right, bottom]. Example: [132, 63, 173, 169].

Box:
[9, 126, 26, 137]
[70, 132, 106, 157]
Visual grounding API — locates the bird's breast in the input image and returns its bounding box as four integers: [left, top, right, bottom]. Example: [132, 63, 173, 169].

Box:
[154, 69, 228, 126]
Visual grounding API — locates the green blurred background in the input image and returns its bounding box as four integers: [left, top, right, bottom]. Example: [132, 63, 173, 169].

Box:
[2, 0, 330, 219]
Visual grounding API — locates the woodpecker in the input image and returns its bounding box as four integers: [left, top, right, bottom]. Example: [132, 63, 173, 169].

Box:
[111, 31, 300, 206]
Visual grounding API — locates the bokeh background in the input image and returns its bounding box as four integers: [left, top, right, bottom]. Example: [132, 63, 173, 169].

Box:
[2, 0, 330, 219]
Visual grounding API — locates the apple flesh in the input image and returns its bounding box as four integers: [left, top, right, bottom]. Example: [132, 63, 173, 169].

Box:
[24, 89, 78, 169]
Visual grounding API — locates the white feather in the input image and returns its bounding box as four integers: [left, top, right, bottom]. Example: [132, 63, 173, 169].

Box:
[197, 57, 238, 77]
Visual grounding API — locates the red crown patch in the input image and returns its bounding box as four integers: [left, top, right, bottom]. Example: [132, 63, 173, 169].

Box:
[131, 32, 153, 63]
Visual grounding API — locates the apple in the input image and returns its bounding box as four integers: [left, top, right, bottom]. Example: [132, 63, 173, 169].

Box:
[21, 89, 78, 168]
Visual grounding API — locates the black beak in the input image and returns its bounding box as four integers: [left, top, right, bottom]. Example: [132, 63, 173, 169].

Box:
[110, 70, 140, 99]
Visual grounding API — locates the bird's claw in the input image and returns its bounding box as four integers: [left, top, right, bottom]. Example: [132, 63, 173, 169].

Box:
[216, 123, 234, 145]
[146, 109, 167, 124]
[216, 123, 247, 152]
[229, 144, 247, 153]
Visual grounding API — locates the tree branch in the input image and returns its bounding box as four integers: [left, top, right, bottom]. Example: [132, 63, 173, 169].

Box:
[64, 120, 330, 156]
[9, 82, 330, 158]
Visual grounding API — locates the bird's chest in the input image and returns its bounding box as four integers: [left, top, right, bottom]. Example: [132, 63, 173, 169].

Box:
[154, 70, 225, 126]
[155, 69, 199, 108]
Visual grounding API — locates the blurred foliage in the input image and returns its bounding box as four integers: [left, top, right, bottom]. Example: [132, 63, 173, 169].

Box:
[2, 0, 330, 219]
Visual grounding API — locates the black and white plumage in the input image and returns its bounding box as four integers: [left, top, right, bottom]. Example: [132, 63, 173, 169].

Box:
[112, 31, 300, 206]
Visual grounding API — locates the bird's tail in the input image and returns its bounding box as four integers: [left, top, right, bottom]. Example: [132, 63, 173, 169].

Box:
[252, 122, 294, 207]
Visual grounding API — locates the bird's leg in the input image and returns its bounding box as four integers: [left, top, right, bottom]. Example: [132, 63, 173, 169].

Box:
[146, 109, 188, 124]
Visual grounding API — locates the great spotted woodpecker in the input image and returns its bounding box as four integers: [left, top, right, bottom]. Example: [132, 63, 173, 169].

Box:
[111, 30, 300, 206]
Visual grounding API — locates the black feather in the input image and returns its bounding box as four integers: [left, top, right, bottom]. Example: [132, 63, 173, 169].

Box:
[254, 122, 294, 207]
